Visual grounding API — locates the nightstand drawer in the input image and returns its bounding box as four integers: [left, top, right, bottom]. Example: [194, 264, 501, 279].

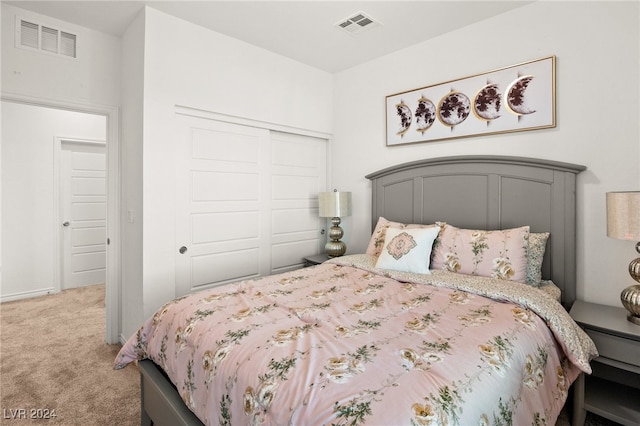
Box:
[586, 329, 640, 368]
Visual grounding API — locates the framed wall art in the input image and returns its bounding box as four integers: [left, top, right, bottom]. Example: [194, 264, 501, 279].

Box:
[385, 56, 556, 146]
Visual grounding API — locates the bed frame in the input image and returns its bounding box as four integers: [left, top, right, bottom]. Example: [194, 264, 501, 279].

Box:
[366, 155, 586, 308]
[138, 155, 585, 425]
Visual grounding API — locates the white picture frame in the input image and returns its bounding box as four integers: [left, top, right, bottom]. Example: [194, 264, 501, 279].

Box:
[385, 56, 556, 146]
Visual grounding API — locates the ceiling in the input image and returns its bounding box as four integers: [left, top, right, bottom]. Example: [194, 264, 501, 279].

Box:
[6, 1, 533, 73]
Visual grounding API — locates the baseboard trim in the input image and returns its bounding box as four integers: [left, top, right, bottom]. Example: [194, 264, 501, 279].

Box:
[119, 333, 128, 346]
[0, 287, 56, 303]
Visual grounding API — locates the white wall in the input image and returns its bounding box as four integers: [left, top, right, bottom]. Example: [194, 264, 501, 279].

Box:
[120, 10, 145, 342]
[331, 1, 639, 307]
[1, 3, 121, 107]
[1, 101, 106, 300]
[118, 7, 334, 337]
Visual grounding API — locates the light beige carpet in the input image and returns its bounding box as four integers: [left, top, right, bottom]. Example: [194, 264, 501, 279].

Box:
[0, 284, 139, 425]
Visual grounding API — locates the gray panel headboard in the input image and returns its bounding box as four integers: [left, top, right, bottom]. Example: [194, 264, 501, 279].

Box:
[365, 155, 586, 308]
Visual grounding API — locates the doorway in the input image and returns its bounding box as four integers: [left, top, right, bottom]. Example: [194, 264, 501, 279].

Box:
[1, 97, 120, 344]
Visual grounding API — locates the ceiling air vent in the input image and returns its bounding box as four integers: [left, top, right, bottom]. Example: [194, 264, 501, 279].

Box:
[335, 11, 380, 35]
[16, 17, 77, 59]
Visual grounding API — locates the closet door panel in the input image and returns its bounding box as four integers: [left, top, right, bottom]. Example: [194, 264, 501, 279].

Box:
[175, 115, 328, 297]
[191, 249, 259, 288]
[269, 132, 326, 272]
[191, 211, 259, 244]
[175, 116, 267, 296]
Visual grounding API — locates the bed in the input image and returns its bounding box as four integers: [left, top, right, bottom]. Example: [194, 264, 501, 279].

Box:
[115, 155, 597, 426]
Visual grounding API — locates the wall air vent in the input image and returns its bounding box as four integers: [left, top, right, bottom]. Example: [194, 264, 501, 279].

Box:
[16, 17, 77, 59]
[335, 11, 380, 35]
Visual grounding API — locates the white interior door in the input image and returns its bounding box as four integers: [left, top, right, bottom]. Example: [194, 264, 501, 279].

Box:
[175, 114, 327, 297]
[60, 141, 106, 289]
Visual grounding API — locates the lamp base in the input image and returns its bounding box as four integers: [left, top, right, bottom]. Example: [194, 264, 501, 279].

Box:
[325, 217, 346, 257]
[621, 246, 640, 325]
[325, 240, 346, 258]
[621, 283, 640, 326]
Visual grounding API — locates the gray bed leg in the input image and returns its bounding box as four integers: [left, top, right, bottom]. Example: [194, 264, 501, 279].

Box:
[572, 372, 586, 426]
[137, 360, 204, 426]
[141, 368, 152, 426]
[141, 407, 152, 426]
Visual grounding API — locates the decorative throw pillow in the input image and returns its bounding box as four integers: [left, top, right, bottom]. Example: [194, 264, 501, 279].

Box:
[431, 224, 530, 282]
[526, 232, 549, 287]
[375, 226, 441, 274]
[366, 217, 441, 258]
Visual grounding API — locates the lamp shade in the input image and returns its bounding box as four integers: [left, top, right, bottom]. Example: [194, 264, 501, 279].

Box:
[319, 191, 352, 218]
[607, 191, 640, 240]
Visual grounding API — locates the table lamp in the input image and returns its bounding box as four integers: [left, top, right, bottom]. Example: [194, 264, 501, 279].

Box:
[319, 190, 352, 257]
[606, 191, 640, 325]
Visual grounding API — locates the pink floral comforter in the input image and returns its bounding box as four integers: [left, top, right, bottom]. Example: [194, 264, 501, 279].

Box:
[115, 254, 597, 426]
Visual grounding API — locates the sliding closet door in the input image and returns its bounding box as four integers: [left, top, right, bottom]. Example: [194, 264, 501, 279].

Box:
[174, 114, 326, 296]
[270, 131, 326, 274]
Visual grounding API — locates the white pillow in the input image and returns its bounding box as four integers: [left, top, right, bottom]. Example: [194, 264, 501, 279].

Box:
[375, 226, 441, 274]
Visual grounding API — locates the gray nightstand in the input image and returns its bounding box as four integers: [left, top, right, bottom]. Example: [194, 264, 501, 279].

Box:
[569, 300, 640, 426]
[303, 253, 330, 267]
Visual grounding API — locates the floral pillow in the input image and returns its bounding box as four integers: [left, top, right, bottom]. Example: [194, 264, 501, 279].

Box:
[375, 226, 441, 274]
[431, 224, 530, 282]
[366, 217, 442, 258]
[526, 232, 549, 287]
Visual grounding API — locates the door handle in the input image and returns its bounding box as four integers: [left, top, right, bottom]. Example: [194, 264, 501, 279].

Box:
[62, 221, 70, 227]
[179, 246, 187, 254]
